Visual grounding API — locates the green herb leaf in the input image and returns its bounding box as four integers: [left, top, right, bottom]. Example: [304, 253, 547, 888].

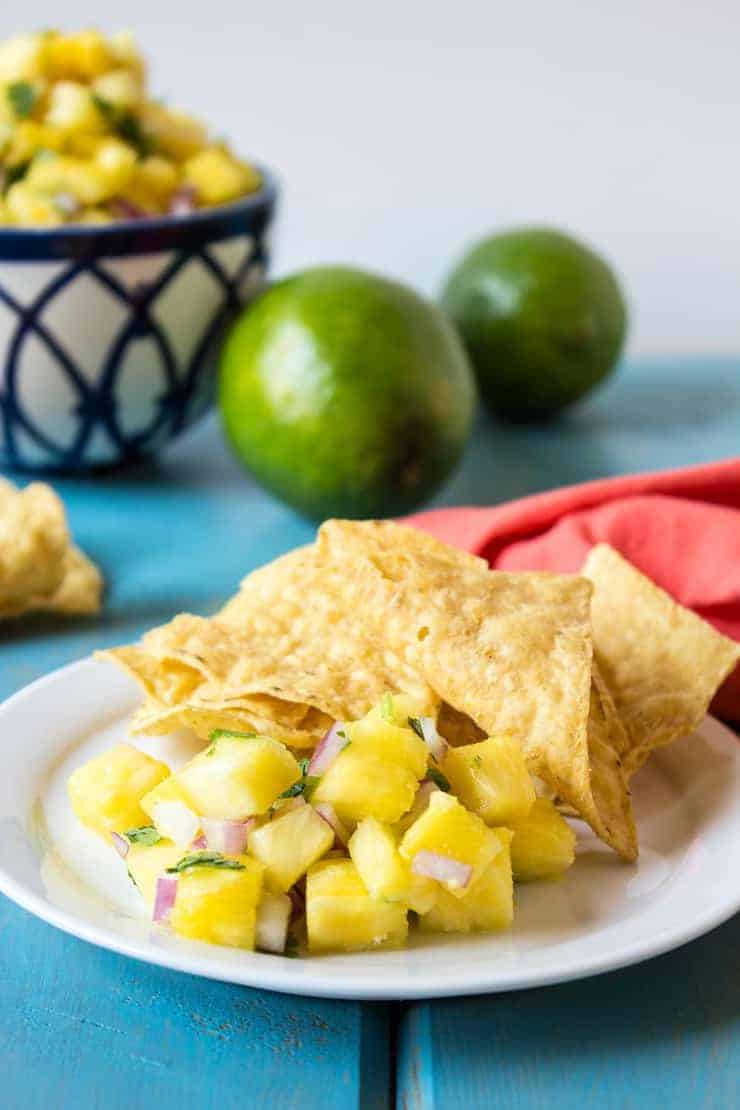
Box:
[7, 81, 37, 119]
[124, 825, 162, 846]
[92, 93, 153, 157]
[380, 692, 394, 722]
[408, 717, 425, 740]
[426, 767, 451, 792]
[209, 728, 257, 742]
[1, 160, 30, 193]
[167, 851, 245, 874]
[279, 758, 320, 799]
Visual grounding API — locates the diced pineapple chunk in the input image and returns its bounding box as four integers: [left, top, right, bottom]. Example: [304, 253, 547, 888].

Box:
[349, 708, 429, 781]
[312, 749, 419, 825]
[68, 743, 170, 837]
[170, 855, 264, 948]
[124, 155, 179, 211]
[26, 155, 108, 205]
[140, 102, 208, 160]
[5, 122, 65, 164]
[45, 81, 105, 132]
[444, 735, 536, 825]
[349, 817, 409, 901]
[508, 798, 576, 881]
[249, 803, 334, 892]
[140, 773, 196, 819]
[419, 830, 514, 933]
[94, 138, 137, 193]
[183, 147, 260, 205]
[5, 183, 62, 226]
[0, 35, 46, 82]
[176, 733, 301, 819]
[306, 859, 408, 953]
[348, 817, 434, 913]
[92, 68, 142, 109]
[399, 791, 503, 897]
[44, 30, 115, 82]
[126, 838, 184, 906]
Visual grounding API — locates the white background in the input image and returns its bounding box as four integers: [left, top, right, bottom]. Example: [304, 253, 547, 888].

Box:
[5, 2, 740, 356]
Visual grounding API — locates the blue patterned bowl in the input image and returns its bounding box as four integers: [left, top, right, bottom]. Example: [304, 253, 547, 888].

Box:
[0, 168, 277, 473]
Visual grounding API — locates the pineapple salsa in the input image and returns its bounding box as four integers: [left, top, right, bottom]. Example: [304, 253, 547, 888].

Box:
[68, 694, 576, 955]
[0, 29, 261, 226]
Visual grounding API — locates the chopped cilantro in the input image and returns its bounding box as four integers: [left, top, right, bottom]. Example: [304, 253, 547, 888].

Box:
[426, 767, 451, 792]
[1, 161, 30, 193]
[124, 825, 162, 846]
[206, 728, 257, 756]
[92, 93, 153, 157]
[6, 81, 37, 119]
[279, 757, 320, 799]
[167, 852, 244, 874]
[380, 692, 394, 722]
[408, 717, 425, 740]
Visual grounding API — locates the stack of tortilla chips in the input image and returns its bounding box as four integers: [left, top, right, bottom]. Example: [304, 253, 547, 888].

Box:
[0, 478, 102, 619]
[103, 521, 740, 861]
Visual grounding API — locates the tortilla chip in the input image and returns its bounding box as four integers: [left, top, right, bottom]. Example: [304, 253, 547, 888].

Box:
[319, 520, 637, 860]
[584, 544, 740, 776]
[0, 481, 68, 609]
[129, 696, 327, 748]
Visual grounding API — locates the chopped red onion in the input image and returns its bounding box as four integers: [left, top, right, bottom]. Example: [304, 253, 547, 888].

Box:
[151, 800, 201, 847]
[53, 191, 79, 217]
[153, 874, 178, 924]
[412, 850, 472, 889]
[109, 197, 146, 220]
[111, 831, 129, 859]
[191, 833, 207, 849]
[313, 802, 348, 846]
[397, 780, 439, 833]
[288, 887, 305, 921]
[415, 717, 448, 763]
[201, 817, 254, 855]
[168, 184, 198, 216]
[308, 722, 349, 776]
[255, 893, 292, 954]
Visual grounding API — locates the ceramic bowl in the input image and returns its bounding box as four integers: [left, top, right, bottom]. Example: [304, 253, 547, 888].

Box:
[0, 168, 277, 472]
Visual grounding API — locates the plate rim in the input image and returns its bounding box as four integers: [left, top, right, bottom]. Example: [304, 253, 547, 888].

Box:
[1, 655, 739, 1001]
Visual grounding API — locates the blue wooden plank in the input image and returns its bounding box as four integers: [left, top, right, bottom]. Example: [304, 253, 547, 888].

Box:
[397, 913, 740, 1110]
[0, 897, 390, 1110]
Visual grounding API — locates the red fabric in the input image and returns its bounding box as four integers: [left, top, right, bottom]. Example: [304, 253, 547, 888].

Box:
[405, 457, 740, 719]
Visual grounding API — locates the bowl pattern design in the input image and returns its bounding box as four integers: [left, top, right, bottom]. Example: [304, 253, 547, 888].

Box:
[0, 186, 275, 473]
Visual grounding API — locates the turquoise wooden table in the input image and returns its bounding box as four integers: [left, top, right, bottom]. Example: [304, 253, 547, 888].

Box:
[2, 355, 739, 1109]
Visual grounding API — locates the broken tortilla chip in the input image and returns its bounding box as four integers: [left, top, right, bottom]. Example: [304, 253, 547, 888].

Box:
[319, 519, 637, 860]
[583, 544, 740, 777]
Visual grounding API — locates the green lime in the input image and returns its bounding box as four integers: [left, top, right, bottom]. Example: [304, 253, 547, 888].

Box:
[219, 266, 477, 520]
[441, 227, 628, 420]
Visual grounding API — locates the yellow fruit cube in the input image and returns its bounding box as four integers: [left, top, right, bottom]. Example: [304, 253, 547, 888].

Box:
[124, 155, 179, 211]
[419, 830, 514, 933]
[44, 30, 114, 82]
[349, 817, 409, 901]
[183, 147, 260, 205]
[312, 748, 419, 825]
[444, 735, 536, 824]
[92, 68, 142, 109]
[399, 791, 503, 897]
[508, 798, 576, 881]
[45, 81, 105, 132]
[4, 183, 62, 227]
[170, 854, 264, 948]
[140, 773, 196, 819]
[5, 122, 64, 164]
[176, 733, 301, 819]
[94, 139, 137, 194]
[350, 707, 429, 781]
[140, 103, 207, 160]
[306, 859, 408, 953]
[126, 837, 184, 906]
[0, 35, 46, 82]
[68, 743, 170, 837]
[249, 803, 334, 892]
[26, 155, 107, 206]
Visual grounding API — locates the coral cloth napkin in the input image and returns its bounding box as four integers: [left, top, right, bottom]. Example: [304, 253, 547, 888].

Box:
[406, 457, 740, 720]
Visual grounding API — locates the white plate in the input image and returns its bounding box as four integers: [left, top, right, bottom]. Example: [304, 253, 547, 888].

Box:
[1, 657, 739, 1001]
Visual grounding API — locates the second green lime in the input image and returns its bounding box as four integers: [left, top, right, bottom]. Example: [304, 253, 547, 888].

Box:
[442, 228, 628, 420]
[219, 266, 477, 520]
